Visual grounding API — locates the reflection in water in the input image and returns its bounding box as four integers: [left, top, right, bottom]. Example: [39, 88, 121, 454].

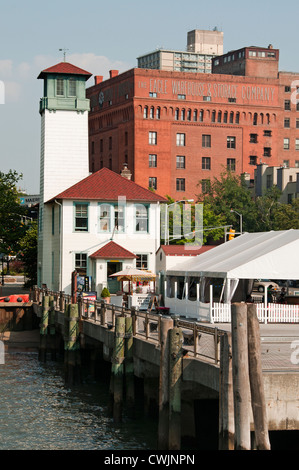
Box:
[0, 352, 157, 450]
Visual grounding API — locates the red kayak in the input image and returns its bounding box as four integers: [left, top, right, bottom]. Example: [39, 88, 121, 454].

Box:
[0, 294, 29, 303]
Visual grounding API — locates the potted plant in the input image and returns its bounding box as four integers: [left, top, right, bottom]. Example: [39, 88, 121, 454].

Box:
[101, 287, 111, 303]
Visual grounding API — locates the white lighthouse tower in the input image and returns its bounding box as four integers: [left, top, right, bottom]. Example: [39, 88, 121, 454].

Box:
[37, 61, 92, 288]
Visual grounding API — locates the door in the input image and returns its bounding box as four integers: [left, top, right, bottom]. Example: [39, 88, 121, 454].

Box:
[107, 261, 123, 294]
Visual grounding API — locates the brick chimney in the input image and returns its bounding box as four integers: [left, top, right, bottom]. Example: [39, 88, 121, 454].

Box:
[121, 163, 132, 180]
[94, 76, 103, 85]
[109, 70, 119, 78]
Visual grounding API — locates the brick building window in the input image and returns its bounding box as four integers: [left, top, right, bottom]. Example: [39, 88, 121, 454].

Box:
[176, 178, 185, 191]
[283, 160, 290, 168]
[202, 157, 211, 170]
[149, 177, 157, 190]
[250, 133, 258, 143]
[227, 158, 236, 171]
[296, 139, 299, 151]
[149, 131, 157, 145]
[176, 133, 186, 146]
[202, 134, 211, 148]
[149, 154, 157, 167]
[249, 156, 257, 165]
[227, 136, 236, 149]
[284, 118, 290, 128]
[263, 147, 271, 157]
[296, 119, 299, 129]
[264, 130, 272, 137]
[285, 100, 291, 110]
[284, 138, 290, 150]
[176, 156, 185, 169]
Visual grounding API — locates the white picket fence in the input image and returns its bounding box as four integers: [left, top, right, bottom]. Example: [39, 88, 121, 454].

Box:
[212, 302, 299, 324]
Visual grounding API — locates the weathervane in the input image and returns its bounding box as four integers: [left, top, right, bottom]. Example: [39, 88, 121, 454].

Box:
[59, 48, 69, 62]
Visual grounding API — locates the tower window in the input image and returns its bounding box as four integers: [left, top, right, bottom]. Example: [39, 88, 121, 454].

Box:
[69, 79, 76, 96]
[56, 79, 64, 96]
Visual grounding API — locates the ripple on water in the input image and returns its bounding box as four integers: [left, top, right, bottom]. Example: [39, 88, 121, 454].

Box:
[0, 352, 156, 450]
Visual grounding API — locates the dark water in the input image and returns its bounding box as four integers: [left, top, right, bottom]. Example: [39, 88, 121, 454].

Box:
[0, 352, 157, 450]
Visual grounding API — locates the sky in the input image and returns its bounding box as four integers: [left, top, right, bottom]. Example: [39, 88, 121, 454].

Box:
[1, 0, 299, 195]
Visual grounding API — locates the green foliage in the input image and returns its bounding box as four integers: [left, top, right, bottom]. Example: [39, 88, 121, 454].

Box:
[101, 287, 110, 298]
[196, 170, 299, 234]
[18, 221, 37, 287]
[0, 170, 27, 256]
[197, 170, 257, 233]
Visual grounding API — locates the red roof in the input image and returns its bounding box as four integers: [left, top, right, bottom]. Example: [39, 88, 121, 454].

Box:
[48, 167, 167, 203]
[38, 62, 92, 79]
[90, 241, 137, 259]
[158, 245, 216, 256]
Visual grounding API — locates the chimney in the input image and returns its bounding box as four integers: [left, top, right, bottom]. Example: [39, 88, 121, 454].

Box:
[121, 163, 132, 180]
[109, 70, 119, 79]
[94, 76, 103, 85]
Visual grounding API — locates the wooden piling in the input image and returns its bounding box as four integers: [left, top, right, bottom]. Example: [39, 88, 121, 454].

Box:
[49, 295, 57, 360]
[157, 316, 173, 450]
[125, 315, 134, 416]
[231, 303, 251, 450]
[247, 303, 271, 450]
[219, 331, 235, 450]
[111, 315, 125, 423]
[39, 295, 49, 362]
[64, 303, 81, 386]
[168, 326, 183, 450]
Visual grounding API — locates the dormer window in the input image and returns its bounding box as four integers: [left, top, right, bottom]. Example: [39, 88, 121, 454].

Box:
[56, 78, 64, 96]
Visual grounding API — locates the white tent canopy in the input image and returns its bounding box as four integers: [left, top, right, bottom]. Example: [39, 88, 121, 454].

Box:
[166, 230, 299, 281]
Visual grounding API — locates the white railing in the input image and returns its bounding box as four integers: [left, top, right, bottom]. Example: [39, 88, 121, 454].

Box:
[165, 296, 299, 324]
[164, 280, 299, 323]
[212, 302, 299, 324]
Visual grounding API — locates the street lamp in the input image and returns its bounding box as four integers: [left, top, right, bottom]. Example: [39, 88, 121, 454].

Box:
[230, 209, 243, 235]
[164, 199, 194, 245]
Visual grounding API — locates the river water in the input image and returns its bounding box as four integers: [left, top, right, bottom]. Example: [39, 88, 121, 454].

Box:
[0, 351, 157, 450]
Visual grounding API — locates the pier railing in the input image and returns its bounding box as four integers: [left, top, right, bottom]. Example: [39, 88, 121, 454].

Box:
[32, 287, 226, 365]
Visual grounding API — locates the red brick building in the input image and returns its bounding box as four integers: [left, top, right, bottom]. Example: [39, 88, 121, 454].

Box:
[87, 46, 299, 201]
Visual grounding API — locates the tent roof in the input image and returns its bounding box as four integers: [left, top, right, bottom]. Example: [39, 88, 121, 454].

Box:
[166, 230, 299, 280]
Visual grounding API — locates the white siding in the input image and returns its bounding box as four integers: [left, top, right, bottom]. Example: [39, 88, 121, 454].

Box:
[40, 109, 89, 203]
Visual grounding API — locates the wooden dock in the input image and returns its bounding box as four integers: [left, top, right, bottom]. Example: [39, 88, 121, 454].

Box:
[4, 287, 299, 450]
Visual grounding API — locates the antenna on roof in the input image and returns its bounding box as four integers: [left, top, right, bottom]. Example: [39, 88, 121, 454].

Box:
[59, 48, 69, 62]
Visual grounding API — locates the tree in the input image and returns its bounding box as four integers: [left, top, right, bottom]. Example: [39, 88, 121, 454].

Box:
[0, 170, 27, 257]
[197, 170, 257, 233]
[272, 198, 299, 230]
[18, 221, 38, 287]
